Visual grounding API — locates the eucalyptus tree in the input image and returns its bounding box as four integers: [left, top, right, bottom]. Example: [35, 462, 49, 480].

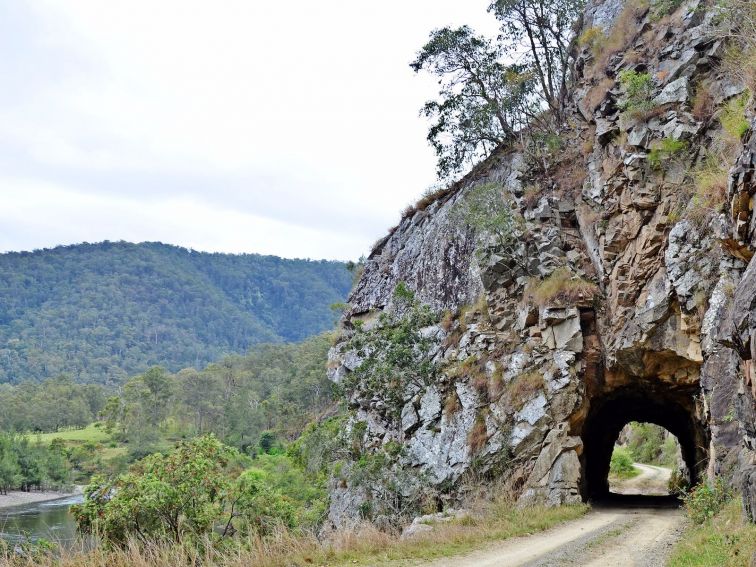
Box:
[411, 26, 534, 178]
[488, 0, 585, 119]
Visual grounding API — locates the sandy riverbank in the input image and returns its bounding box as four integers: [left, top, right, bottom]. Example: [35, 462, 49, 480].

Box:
[0, 488, 80, 511]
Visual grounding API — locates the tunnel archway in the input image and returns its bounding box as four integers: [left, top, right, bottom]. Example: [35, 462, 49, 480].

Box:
[580, 383, 709, 500]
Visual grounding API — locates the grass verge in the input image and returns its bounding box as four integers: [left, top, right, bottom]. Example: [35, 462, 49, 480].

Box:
[0, 500, 588, 567]
[668, 498, 756, 567]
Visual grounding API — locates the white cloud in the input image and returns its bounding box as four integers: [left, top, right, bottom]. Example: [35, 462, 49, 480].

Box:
[0, 0, 500, 260]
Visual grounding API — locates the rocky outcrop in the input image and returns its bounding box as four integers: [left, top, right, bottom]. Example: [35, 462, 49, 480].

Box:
[721, 123, 756, 519]
[325, 0, 756, 528]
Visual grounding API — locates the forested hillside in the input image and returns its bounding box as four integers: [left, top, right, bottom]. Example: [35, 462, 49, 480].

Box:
[0, 242, 352, 384]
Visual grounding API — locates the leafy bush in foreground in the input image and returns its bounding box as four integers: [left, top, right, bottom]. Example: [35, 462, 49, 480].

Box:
[683, 478, 733, 524]
[72, 435, 306, 547]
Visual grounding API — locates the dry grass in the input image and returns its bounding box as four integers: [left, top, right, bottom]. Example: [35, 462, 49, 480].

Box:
[0, 500, 588, 567]
[582, 137, 595, 156]
[655, 69, 669, 83]
[685, 143, 737, 227]
[721, 41, 756, 98]
[472, 293, 489, 322]
[489, 364, 505, 400]
[589, 0, 650, 77]
[506, 371, 545, 410]
[578, 26, 606, 58]
[467, 413, 489, 453]
[524, 268, 598, 306]
[551, 153, 589, 199]
[584, 77, 615, 113]
[444, 390, 461, 417]
[691, 81, 715, 122]
[439, 310, 454, 332]
[416, 185, 454, 211]
[522, 185, 542, 209]
[402, 184, 456, 220]
[447, 356, 490, 400]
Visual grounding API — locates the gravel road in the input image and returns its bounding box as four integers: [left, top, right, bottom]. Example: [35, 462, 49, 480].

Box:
[417, 464, 684, 567]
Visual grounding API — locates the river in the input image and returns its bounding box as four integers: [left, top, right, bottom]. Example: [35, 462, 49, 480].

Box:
[0, 494, 83, 545]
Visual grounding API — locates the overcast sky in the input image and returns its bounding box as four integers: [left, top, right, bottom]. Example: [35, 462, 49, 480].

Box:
[0, 1, 502, 261]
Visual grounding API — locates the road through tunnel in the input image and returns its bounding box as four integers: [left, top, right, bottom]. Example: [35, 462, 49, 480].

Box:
[580, 382, 709, 501]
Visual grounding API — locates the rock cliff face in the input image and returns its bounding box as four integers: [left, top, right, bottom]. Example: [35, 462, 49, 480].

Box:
[327, 0, 756, 528]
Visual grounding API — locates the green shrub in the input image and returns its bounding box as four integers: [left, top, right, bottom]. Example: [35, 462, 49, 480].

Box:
[72, 435, 240, 545]
[647, 137, 688, 169]
[289, 416, 346, 476]
[651, 0, 684, 18]
[242, 453, 328, 530]
[618, 70, 654, 117]
[660, 434, 680, 467]
[610, 446, 637, 478]
[668, 498, 756, 567]
[343, 292, 439, 417]
[683, 478, 733, 524]
[720, 91, 751, 140]
[393, 281, 416, 302]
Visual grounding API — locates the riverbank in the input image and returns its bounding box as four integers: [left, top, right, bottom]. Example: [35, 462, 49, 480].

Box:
[0, 489, 79, 511]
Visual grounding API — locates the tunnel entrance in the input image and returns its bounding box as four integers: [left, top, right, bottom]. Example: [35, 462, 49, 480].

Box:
[580, 383, 709, 502]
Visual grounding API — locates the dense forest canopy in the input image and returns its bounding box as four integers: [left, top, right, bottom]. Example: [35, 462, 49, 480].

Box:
[0, 241, 353, 385]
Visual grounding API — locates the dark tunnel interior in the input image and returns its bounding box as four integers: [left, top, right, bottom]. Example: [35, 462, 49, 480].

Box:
[580, 384, 709, 500]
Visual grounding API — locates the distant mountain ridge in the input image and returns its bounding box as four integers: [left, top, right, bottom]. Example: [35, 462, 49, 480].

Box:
[0, 241, 352, 384]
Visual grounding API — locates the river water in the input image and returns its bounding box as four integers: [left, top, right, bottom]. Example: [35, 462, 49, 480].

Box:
[0, 494, 83, 545]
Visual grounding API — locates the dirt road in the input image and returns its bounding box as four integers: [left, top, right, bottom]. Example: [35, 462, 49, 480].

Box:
[419, 464, 683, 567]
[420, 505, 683, 567]
[611, 463, 672, 496]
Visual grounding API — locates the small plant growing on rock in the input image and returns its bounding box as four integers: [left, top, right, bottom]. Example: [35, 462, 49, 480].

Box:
[618, 69, 655, 119]
[443, 391, 461, 417]
[588, 1, 650, 76]
[717, 1, 756, 93]
[489, 364, 505, 400]
[651, 0, 684, 19]
[584, 77, 615, 113]
[521, 185, 542, 209]
[691, 81, 715, 122]
[720, 91, 751, 141]
[647, 136, 688, 169]
[447, 356, 489, 399]
[685, 151, 729, 226]
[439, 310, 454, 332]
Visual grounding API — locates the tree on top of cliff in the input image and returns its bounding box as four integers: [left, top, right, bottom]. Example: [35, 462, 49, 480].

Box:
[412, 1, 584, 179]
[411, 26, 534, 179]
[489, 0, 585, 119]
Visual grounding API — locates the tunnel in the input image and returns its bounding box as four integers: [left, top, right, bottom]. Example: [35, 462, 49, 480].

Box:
[580, 382, 709, 500]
